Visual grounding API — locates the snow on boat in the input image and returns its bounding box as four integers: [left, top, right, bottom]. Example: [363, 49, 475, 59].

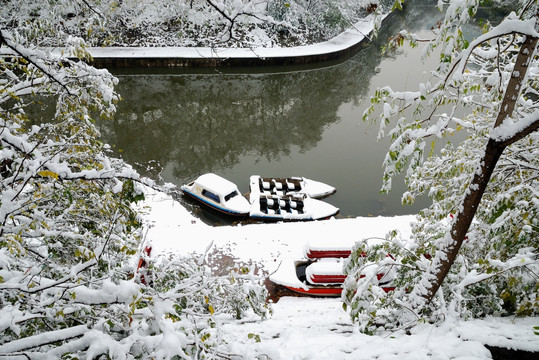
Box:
[275, 259, 396, 297]
[250, 175, 336, 199]
[249, 194, 339, 221]
[305, 260, 347, 285]
[269, 259, 344, 297]
[180, 173, 251, 217]
[270, 240, 396, 297]
[304, 237, 356, 259]
[304, 241, 396, 262]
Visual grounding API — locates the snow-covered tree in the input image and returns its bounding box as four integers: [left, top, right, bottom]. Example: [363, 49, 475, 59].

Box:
[0, 21, 269, 360]
[0, 0, 387, 48]
[343, 0, 538, 333]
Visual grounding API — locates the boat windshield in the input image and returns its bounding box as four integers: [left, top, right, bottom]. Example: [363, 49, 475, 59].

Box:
[202, 189, 220, 203]
[224, 190, 238, 202]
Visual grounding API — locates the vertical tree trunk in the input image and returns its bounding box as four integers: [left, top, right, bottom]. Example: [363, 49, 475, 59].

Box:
[417, 7, 539, 308]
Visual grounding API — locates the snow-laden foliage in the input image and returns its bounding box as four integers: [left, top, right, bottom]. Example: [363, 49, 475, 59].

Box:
[126, 249, 271, 359]
[0, 29, 269, 359]
[344, 0, 538, 333]
[0, 0, 387, 48]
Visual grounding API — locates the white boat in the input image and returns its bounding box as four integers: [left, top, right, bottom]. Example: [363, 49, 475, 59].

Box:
[249, 193, 339, 221]
[249, 175, 336, 199]
[181, 173, 339, 221]
[180, 173, 251, 217]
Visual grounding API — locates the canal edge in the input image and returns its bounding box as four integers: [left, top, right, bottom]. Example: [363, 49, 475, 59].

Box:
[86, 12, 396, 68]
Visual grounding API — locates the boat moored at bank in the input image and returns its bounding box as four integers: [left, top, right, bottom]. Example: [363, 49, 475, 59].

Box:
[181, 173, 339, 222]
[180, 173, 251, 217]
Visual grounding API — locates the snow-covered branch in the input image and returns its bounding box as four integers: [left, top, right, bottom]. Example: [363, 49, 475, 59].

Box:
[0, 0, 388, 48]
[0, 325, 88, 354]
[491, 109, 539, 146]
[452, 16, 539, 83]
[455, 250, 538, 291]
[0, 30, 75, 97]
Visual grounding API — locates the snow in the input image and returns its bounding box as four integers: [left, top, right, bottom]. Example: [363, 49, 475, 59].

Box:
[141, 189, 539, 359]
[185, 172, 239, 197]
[453, 15, 539, 81]
[72, 279, 139, 305]
[490, 109, 539, 142]
[219, 299, 537, 360]
[302, 177, 337, 198]
[0, 325, 88, 353]
[305, 259, 345, 283]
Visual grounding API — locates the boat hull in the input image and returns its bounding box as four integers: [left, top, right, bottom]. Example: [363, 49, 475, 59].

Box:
[281, 285, 395, 297]
[305, 249, 352, 259]
[280, 282, 395, 297]
[281, 284, 344, 297]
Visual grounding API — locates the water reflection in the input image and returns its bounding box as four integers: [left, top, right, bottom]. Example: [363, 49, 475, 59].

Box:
[104, 67, 352, 181]
[98, 1, 503, 218]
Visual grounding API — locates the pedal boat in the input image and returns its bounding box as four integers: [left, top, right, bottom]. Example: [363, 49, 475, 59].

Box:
[250, 175, 336, 199]
[249, 194, 339, 221]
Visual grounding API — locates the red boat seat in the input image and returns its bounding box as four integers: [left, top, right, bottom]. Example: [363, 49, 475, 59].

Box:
[305, 249, 352, 259]
[308, 273, 346, 284]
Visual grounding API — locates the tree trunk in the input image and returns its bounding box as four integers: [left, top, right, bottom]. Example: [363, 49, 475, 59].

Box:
[422, 139, 505, 305]
[418, 8, 539, 308]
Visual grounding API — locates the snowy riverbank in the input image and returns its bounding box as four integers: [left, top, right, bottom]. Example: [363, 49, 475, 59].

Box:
[87, 14, 383, 60]
[87, 14, 388, 67]
[141, 189, 539, 359]
[0, 13, 389, 67]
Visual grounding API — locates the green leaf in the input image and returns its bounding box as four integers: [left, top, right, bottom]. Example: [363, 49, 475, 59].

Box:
[248, 333, 261, 342]
[392, 0, 404, 11]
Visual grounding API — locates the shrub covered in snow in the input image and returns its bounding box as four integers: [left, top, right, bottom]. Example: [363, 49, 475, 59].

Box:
[0, 27, 269, 359]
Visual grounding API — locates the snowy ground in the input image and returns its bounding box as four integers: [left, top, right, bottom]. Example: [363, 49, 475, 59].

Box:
[141, 190, 539, 359]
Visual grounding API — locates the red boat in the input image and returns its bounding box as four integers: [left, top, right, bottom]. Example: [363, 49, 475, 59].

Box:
[270, 242, 396, 297]
[277, 260, 395, 297]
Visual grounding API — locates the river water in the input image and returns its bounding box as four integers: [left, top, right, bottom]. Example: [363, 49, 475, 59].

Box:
[95, 1, 504, 220]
